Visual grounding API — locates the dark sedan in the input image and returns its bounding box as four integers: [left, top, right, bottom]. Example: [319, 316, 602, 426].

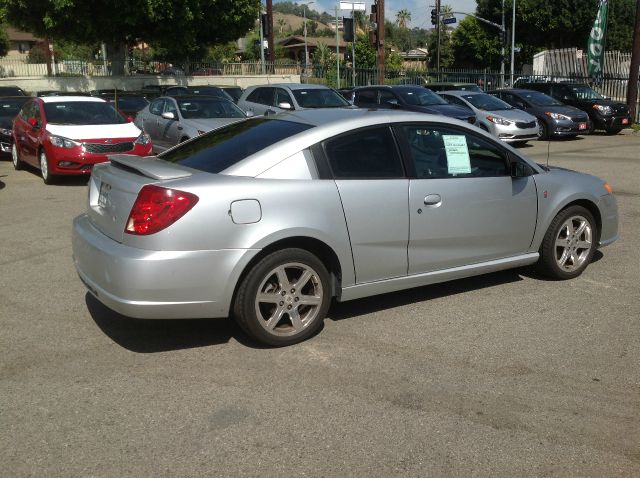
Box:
[489, 89, 591, 140]
[0, 96, 30, 154]
[352, 85, 476, 124]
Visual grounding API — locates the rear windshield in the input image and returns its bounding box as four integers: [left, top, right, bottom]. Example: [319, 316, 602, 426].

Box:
[159, 118, 314, 173]
[569, 85, 604, 100]
[292, 89, 350, 108]
[188, 87, 233, 101]
[177, 97, 245, 119]
[43, 101, 126, 125]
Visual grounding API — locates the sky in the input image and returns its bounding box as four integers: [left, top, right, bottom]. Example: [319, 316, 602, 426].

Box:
[273, 0, 479, 30]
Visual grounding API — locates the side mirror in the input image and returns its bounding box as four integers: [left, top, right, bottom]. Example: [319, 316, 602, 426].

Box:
[515, 102, 525, 109]
[161, 111, 175, 120]
[245, 110, 254, 117]
[510, 160, 529, 178]
[126, 115, 134, 123]
[28, 117, 39, 128]
[561, 95, 570, 101]
[277, 102, 293, 110]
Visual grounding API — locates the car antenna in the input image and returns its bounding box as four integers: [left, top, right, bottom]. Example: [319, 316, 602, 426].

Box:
[547, 138, 551, 169]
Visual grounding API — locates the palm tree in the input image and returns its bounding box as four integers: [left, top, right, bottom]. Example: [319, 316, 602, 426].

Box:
[440, 5, 453, 30]
[312, 42, 335, 69]
[396, 9, 411, 29]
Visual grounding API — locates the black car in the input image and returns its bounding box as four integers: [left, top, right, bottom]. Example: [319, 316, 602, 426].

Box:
[0, 96, 30, 154]
[517, 82, 632, 134]
[219, 86, 244, 103]
[102, 93, 150, 117]
[0, 85, 26, 96]
[488, 88, 591, 140]
[164, 85, 234, 102]
[352, 85, 476, 124]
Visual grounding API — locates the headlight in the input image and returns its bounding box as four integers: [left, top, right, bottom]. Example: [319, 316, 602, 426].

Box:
[49, 135, 79, 148]
[0, 128, 12, 136]
[486, 115, 513, 126]
[545, 112, 571, 121]
[134, 132, 151, 145]
[593, 104, 613, 115]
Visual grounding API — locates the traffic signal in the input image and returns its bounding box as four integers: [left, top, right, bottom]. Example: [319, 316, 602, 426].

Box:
[343, 17, 354, 42]
[261, 13, 270, 37]
[430, 9, 437, 25]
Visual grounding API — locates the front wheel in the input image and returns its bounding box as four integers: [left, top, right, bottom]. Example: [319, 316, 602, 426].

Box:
[538, 121, 549, 141]
[12, 143, 23, 170]
[233, 248, 331, 346]
[40, 150, 56, 185]
[537, 205, 597, 279]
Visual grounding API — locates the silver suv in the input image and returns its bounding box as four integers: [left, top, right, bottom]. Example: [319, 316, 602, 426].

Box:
[237, 83, 350, 116]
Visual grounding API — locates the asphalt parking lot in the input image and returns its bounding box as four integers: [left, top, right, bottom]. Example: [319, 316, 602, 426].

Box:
[1, 131, 639, 477]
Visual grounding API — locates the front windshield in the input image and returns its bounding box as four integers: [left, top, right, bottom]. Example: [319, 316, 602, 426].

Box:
[177, 98, 245, 119]
[397, 88, 448, 106]
[570, 85, 604, 100]
[292, 89, 350, 108]
[519, 91, 562, 106]
[0, 98, 28, 116]
[462, 94, 513, 111]
[43, 101, 126, 125]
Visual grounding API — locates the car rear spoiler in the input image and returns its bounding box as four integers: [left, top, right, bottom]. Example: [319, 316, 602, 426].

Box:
[107, 154, 193, 180]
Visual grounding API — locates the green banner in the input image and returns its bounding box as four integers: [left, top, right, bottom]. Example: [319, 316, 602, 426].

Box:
[587, 0, 608, 83]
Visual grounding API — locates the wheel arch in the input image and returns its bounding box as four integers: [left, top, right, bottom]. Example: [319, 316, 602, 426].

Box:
[563, 199, 602, 244]
[231, 236, 344, 307]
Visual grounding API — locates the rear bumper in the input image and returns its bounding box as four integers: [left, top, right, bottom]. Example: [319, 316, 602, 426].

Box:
[72, 214, 259, 319]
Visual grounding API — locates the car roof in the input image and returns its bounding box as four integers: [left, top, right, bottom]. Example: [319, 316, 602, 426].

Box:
[438, 90, 485, 97]
[272, 108, 455, 128]
[40, 96, 107, 103]
[162, 94, 231, 101]
[256, 83, 333, 91]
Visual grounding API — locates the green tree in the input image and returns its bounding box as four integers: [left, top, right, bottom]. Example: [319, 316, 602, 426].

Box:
[1, 0, 261, 72]
[0, 25, 10, 57]
[451, 16, 501, 69]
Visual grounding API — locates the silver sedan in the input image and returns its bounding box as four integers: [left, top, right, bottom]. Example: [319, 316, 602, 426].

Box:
[135, 95, 249, 153]
[439, 91, 540, 145]
[72, 109, 618, 346]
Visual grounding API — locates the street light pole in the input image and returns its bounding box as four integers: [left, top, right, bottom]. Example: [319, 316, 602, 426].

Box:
[510, 0, 516, 86]
[303, 1, 315, 71]
[501, 0, 505, 87]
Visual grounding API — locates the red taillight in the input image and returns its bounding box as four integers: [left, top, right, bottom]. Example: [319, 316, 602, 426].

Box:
[125, 185, 199, 235]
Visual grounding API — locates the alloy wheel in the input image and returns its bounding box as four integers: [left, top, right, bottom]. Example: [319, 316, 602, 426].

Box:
[554, 215, 593, 273]
[254, 262, 324, 337]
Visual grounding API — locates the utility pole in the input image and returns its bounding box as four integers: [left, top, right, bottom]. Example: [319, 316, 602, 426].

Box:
[376, 0, 385, 84]
[336, 6, 340, 89]
[436, 0, 441, 77]
[628, 0, 640, 121]
[510, 0, 516, 86]
[501, 0, 505, 87]
[266, 0, 274, 62]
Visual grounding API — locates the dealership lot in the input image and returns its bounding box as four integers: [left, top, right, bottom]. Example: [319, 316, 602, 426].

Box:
[1, 131, 639, 476]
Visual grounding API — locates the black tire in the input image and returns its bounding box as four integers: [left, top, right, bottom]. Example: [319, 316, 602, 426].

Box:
[233, 248, 331, 346]
[605, 127, 622, 135]
[39, 150, 56, 185]
[538, 121, 549, 141]
[478, 123, 490, 132]
[11, 143, 23, 170]
[537, 205, 597, 280]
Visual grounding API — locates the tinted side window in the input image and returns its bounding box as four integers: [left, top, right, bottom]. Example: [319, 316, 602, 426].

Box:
[398, 124, 509, 179]
[354, 89, 376, 107]
[441, 95, 466, 107]
[247, 87, 273, 106]
[323, 126, 404, 179]
[275, 88, 292, 106]
[378, 90, 396, 106]
[163, 99, 178, 116]
[149, 99, 164, 115]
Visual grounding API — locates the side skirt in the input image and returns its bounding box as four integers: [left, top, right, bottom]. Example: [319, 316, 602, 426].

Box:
[339, 253, 539, 302]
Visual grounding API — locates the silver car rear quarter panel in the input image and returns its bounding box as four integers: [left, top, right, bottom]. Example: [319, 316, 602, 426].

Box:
[72, 215, 259, 318]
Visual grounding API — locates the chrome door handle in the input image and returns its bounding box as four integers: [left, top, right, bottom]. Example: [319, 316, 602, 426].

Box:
[423, 194, 442, 206]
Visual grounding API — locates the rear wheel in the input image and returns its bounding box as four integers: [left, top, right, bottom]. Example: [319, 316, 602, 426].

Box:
[233, 248, 331, 346]
[537, 205, 597, 279]
[11, 143, 23, 170]
[39, 150, 56, 185]
[538, 121, 549, 141]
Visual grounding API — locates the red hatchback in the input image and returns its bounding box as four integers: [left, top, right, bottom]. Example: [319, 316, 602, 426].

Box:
[12, 96, 153, 184]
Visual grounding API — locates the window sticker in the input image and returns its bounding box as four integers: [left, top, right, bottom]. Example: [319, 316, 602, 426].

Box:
[443, 135, 471, 174]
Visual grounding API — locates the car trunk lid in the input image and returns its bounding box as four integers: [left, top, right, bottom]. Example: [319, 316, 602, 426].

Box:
[87, 155, 194, 243]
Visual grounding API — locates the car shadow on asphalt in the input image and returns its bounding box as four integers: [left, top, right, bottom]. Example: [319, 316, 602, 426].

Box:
[85, 293, 256, 352]
[86, 254, 604, 352]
